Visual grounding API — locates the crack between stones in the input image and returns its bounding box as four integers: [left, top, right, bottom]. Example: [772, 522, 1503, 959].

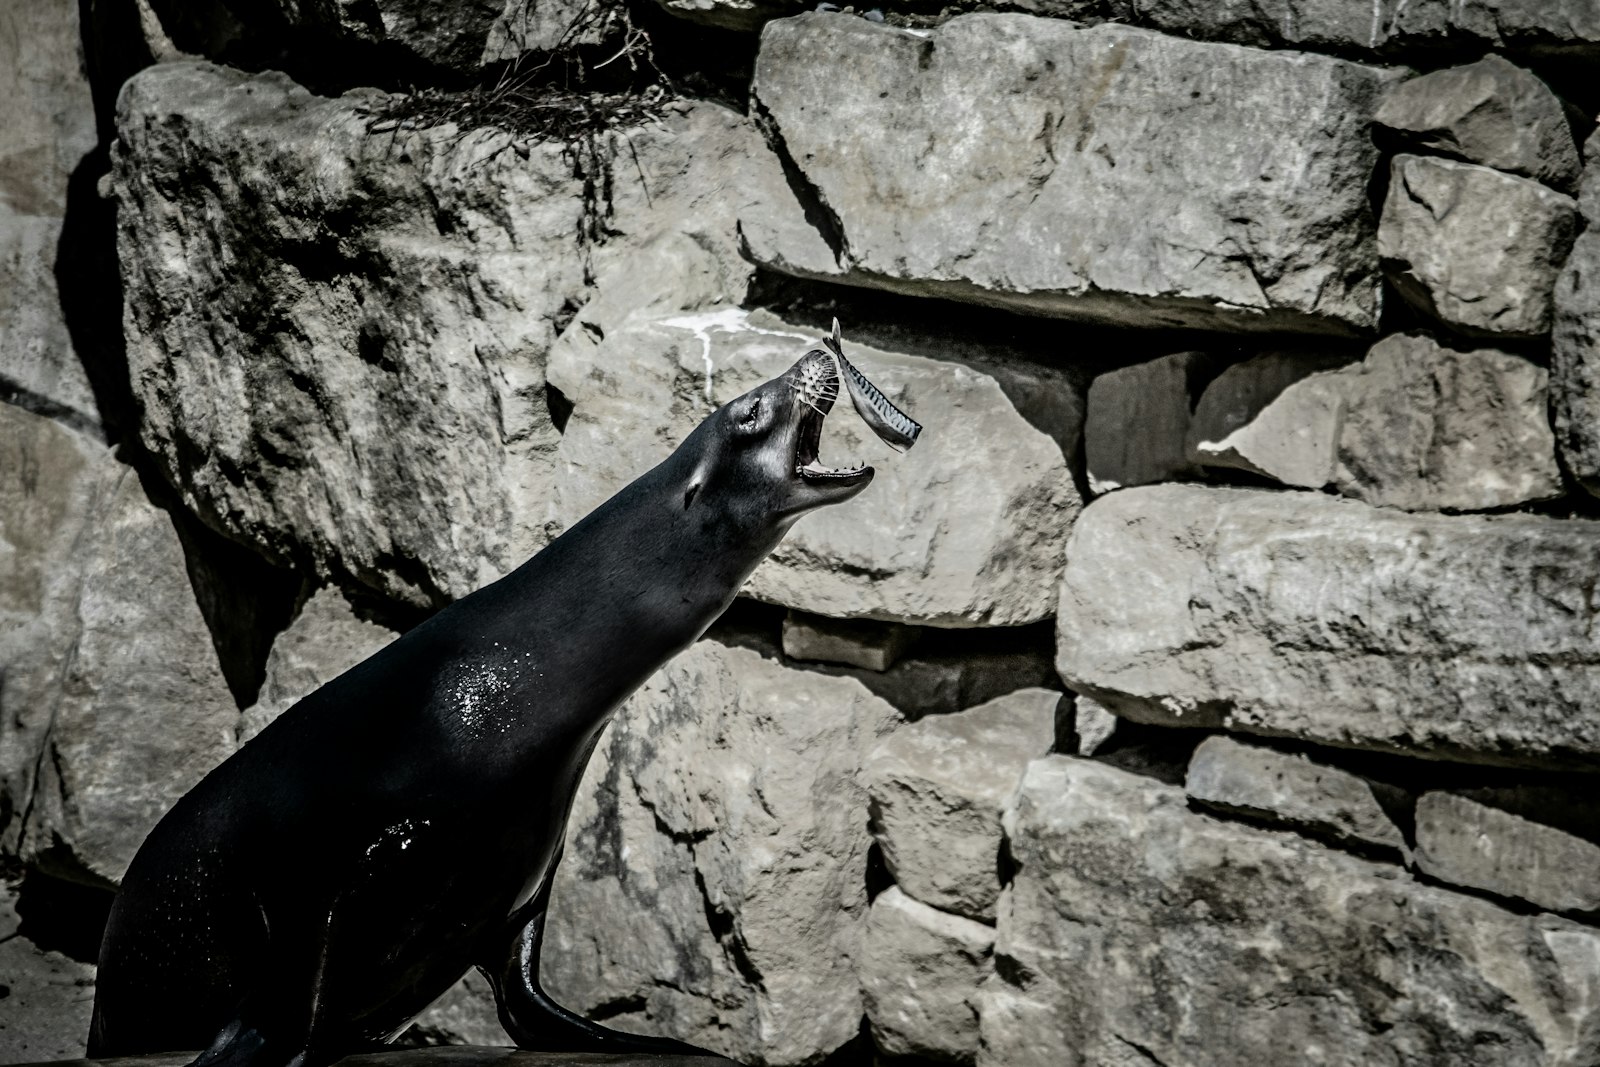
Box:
[749, 93, 851, 270]
[1114, 1034, 1170, 1067]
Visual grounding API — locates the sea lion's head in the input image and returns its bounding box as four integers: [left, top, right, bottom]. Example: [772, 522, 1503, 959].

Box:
[679, 323, 919, 536]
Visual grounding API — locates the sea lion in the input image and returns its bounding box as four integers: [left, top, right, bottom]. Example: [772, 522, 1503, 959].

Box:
[88, 327, 920, 1067]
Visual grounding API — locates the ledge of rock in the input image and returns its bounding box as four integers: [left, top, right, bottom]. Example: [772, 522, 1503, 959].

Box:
[747, 14, 1395, 336]
[1080, 0, 1600, 63]
[0, 403, 236, 887]
[21, 1051, 737, 1067]
[115, 61, 784, 610]
[986, 756, 1600, 1067]
[1379, 154, 1577, 339]
[1373, 55, 1580, 193]
[547, 306, 1082, 626]
[543, 639, 902, 1066]
[1057, 484, 1600, 769]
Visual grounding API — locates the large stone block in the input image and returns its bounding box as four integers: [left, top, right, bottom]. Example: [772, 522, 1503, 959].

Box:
[543, 640, 902, 1065]
[1186, 350, 1351, 488]
[1187, 335, 1560, 510]
[1056, 485, 1600, 769]
[115, 62, 785, 610]
[864, 688, 1058, 921]
[1085, 0, 1600, 63]
[0, 404, 236, 886]
[548, 306, 1082, 626]
[1414, 792, 1600, 916]
[747, 14, 1393, 336]
[1331, 332, 1560, 511]
[0, 0, 100, 433]
[1186, 736, 1406, 855]
[1379, 154, 1577, 338]
[1553, 231, 1600, 499]
[861, 886, 993, 1063]
[1373, 55, 1580, 193]
[983, 756, 1600, 1067]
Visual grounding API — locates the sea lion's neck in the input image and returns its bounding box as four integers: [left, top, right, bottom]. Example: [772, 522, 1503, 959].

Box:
[456, 447, 780, 743]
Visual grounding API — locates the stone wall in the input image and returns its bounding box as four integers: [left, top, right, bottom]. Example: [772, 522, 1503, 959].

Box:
[3, 0, 1599, 1064]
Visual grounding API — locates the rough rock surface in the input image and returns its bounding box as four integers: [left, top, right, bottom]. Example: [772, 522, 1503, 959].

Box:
[115, 62, 787, 609]
[0, 404, 236, 887]
[984, 756, 1600, 1067]
[1332, 333, 1561, 511]
[1187, 336, 1559, 509]
[237, 586, 399, 743]
[1373, 55, 1580, 192]
[1186, 351, 1351, 487]
[0, 0, 100, 433]
[1414, 792, 1600, 916]
[1186, 736, 1406, 855]
[543, 640, 902, 1065]
[861, 886, 993, 1063]
[167, 0, 611, 71]
[782, 611, 918, 672]
[1553, 231, 1600, 499]
[402, 971, 512, 1047]
[1078, 0, 1600, 62]
[1581, 127, 1600, 225]
[1379, 154, 1578, 339]
[864, 688, 1057, 921]
[1057, 484, 1600, 769]
[1084, 352, 1212, 494]
[548, 306, 1081, 626]
[0, 881, 96, 1063]
[748, 14, 1394, 336]
[1072, 695, 1118, 757]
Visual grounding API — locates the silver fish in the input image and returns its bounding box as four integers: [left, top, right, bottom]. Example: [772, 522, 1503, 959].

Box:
[821, 318, 922, 452]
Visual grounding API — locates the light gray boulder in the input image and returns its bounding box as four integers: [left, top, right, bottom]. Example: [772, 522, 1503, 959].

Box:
[1414, 792, 1600, 916]
[1186, 335, 1560, 509]
[115, 62, 784, 610]
[1084, 352, 1212, 495]
[983, 756, 1600, 1067]
[1373, 55, 1580, 192]
[1379, 154, 1578, 339]
[147, 0, 612, 71]
[0, 0, 101, 434]
[748, 14, 1394, 336]
[1186, 736, 1406, 855]
[1580, 127, 1600, 225]
[0, 404, 236, 887]
[1552, 231, 1600, 500]
[781, 611, 918, 672]
[1072, 695, 1118, 757]
[861, 886, 993, 1064]
[1082, 0, 1600, 63]
[1057, 485, 1600, 769]
[548, 306, 1081, 626]
[863, 688, 1058, 921]
[543, 640, 902, 1065]
[237, 586, 399, 744]
[1186, 351, 1351, 488]
[0, 882, 96, 1063]
[403, 971, 512, 1047]
[1332, 333, 1561, 511]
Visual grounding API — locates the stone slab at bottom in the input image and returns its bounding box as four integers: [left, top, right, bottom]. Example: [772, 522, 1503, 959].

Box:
[30, 1051, 739, 1067]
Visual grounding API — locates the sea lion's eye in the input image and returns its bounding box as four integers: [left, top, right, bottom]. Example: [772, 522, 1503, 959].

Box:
[743, 397, 761, 425]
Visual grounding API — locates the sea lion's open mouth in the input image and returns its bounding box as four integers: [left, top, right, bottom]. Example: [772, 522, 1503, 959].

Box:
[787, 321, 921, 487]
[792, 352, 871, 483]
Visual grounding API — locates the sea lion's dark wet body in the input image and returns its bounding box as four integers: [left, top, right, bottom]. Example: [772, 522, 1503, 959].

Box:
[89, 346, 885, 1067]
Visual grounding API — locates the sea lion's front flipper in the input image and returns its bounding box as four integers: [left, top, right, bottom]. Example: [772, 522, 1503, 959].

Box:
[483, 861, 733, 1060]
